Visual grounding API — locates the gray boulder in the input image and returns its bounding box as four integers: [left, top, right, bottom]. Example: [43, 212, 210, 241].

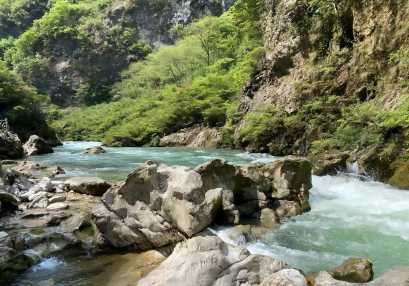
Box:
[65, 177, 111, 196]
[95, 158, 312, 249]
[23, 135, 53, 156]
[0, 131, 24, 159]
[261, 269, 307, 286]
[138, 236, 295, 286]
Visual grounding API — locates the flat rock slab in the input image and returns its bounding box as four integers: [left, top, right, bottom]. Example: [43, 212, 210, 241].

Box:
[65, 177, 111, 196]
[47, 202, 69, 211]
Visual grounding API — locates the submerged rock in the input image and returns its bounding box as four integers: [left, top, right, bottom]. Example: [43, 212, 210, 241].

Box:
[23, 135, 53, 157]
[65, 177, 111, 196]
[84, 146, 106, 155]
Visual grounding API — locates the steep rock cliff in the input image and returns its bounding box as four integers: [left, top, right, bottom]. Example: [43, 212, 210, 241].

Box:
[234, 0, 409, 186]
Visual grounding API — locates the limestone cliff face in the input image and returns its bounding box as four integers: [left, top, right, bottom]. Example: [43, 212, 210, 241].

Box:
[108, 0, 235, 45]
[233, 0, 409, 186]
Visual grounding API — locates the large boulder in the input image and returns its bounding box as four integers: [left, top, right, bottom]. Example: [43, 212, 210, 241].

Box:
[0, 131, 24, 160]
[94, 158, 312, 250]
[138, 236, 303, 286]
[65, 177, 111, 196]
[23, 135, 53, 156]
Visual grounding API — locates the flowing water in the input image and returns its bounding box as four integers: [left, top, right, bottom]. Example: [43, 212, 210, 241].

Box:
[13, 141, 409, 284]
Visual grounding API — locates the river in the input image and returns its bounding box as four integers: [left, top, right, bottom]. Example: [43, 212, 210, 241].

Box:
[12, 141, 409, 285]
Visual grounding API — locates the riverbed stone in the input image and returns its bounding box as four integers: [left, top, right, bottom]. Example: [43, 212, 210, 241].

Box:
[330, 258, 373, 283]
[261, 269, 307, 286]
[65, 177, 111, 196]
[138, 236, 290, 286]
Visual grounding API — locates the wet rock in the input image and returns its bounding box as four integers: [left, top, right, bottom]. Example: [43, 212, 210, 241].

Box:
[275, 200, 302, 219]
[138, 236, 290, 286]
[311, 153, 350, 176]
[50, 166, 65, 177]
[23, 135, 53, 156]
[47, 202, 68, 211]
[0, 130, 24, 160]
[84, 146, 106, 155]
[65, 177, 111, 196]
[330, 258, 373, 283]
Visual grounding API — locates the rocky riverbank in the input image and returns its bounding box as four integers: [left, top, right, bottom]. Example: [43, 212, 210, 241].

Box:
[1, 157, 408, 285]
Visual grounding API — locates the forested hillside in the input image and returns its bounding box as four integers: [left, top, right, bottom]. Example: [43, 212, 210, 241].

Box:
[1, 0, 234, 106]
[0, 60, 57, 142]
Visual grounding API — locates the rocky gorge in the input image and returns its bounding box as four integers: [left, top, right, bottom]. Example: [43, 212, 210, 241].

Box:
[1, 0, 409, 285]
[0, 143, 409, 285]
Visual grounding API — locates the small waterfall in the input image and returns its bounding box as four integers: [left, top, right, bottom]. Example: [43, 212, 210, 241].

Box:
[347, 160, 359, 175]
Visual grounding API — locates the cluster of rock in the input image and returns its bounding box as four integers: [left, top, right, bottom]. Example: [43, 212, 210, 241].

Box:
[0, 130, 56, 160]
[94, 158, 312, 249]
[0, 162, 112, 282]
[0, 157, 311, 282]
[1, 158, 408, 285]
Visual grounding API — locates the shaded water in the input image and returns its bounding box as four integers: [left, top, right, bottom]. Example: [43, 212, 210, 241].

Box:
[15, 141, 409, 284]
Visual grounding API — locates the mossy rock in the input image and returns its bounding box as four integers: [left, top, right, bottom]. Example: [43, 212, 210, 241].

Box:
[388, 162, 409, 190]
